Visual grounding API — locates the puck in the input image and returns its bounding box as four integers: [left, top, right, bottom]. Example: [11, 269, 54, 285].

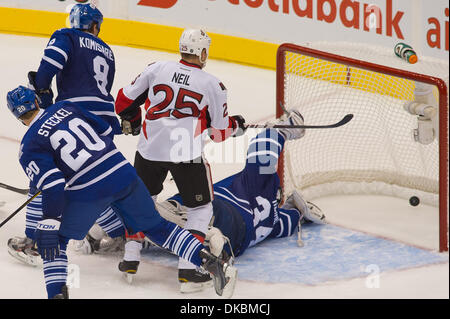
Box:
[409, 196, 420, 206]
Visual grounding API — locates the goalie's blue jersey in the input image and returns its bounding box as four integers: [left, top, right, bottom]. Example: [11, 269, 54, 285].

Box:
[19, 101, 137, 218]
[34, 28, 120, 134]
[171, 129, 300, 256]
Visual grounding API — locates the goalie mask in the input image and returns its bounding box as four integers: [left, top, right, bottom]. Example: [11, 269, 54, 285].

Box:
[179, 29, 211, 65]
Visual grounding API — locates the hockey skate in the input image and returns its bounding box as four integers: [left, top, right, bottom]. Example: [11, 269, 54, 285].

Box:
[199, 248, 237, 298]
[178, 268, 214, 293]
[72, 234, 125, 255]
[7, 236, 42, 267]
[118, 260, 140, 284]
[277, 109, 306, 141]
[52, 285, 69, 299]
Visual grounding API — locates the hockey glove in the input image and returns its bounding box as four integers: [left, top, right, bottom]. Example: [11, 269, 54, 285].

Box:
[120, 109, 142, 136]
[231, 115, 247, 137]
[28, 71, 54, 108]
[35, 219, 61, 262]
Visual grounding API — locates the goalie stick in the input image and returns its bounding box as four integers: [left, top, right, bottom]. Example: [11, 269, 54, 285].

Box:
[0, 191, 41, 229]
[246, 114, 354, 129]
[0, 182, 29, 195]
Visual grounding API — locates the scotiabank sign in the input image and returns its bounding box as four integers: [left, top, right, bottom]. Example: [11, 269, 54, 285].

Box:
[134, 0, 448, 59]
[137, 0, 178, 9]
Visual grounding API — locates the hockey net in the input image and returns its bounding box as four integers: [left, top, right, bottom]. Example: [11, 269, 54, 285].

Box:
[276, 42, 449, 252]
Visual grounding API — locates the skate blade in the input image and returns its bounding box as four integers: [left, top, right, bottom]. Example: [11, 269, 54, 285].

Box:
[7, 249, 42, 267]
[122, 272, 135, 284]
[221, 265, 238, 299]
[180, 280, 214, 294]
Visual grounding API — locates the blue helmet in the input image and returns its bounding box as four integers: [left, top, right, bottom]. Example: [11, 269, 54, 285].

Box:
[69, 3, 103, 31]
[6, 86, 39, 119]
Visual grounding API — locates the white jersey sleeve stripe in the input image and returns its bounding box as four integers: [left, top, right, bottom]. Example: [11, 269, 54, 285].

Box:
[42, 56, 64, 70]
[278, 212, 291, 237]
[45, 46, 68, 62]
[249, 138, 282, 150]
[42, 179, 66, 191]
[100, 126, 112, 136]
[247, 150, 279, 160]
[36, 168, 61, 189]
[214, 191, 253, 215]
[90, 111, 117, 117]
[65, 96, 115, 105]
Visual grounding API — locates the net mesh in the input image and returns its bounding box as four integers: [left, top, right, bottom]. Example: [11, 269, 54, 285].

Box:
[280, 42, 448, 207]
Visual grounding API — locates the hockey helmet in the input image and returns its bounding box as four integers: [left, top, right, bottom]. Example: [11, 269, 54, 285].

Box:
[70, 3, 103, 31]
[6, 86, 40, 119]
[179, 29, 211, 64]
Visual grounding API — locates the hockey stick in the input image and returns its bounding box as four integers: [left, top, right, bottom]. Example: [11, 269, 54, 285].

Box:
[0, 191, 41, 229]
[246, 114, 354, 129]
[0, 182, 29, 195]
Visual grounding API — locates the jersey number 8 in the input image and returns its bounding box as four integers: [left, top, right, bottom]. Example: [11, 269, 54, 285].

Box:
[93, 56, 109, 96]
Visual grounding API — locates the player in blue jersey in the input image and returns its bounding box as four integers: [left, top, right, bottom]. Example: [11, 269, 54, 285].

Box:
[6, 86, 237, 299]
[117, 110, 326, 293]
[7, 3, 125, 266]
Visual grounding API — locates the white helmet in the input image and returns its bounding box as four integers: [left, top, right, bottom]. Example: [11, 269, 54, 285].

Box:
[179, 29, 211, 64]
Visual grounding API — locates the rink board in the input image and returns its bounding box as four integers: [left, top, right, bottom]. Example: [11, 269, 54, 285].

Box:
[141, 223, 448, 285]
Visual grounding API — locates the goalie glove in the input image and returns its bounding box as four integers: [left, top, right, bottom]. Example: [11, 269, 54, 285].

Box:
[35, 219, 61, 262]
[27, 71, 54, 108]
[282, 190, 326, 224]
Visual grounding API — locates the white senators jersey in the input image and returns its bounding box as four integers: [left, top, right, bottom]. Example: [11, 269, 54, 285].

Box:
[117, 60, 233, 162]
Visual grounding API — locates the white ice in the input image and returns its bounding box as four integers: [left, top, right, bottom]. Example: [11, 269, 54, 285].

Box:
[0, 34, 448, 299]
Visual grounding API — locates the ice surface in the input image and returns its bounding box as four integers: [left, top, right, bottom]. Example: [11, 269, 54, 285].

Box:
[0, 34, 447, 299]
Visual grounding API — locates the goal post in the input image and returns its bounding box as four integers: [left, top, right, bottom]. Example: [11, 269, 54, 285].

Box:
[276, 42, 448, 252]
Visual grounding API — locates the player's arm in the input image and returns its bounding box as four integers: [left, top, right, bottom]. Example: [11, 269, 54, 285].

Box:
[20, 144, 66, 261]
[206, 81, 246, 142]
[31, 30, 73, 107]
[20, 146, 66, 219]
[268, 208, 301, 239]
[115, 65, 156, 135]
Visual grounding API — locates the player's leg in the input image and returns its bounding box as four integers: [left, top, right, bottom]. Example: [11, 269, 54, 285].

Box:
[112, 178, 237, 297]
[169, 158, 215, 293]
[41, 199, 109, 299]
[133, 150, 169, 203]
[42, 236, 70, 299]
[72, 207, 126, 254]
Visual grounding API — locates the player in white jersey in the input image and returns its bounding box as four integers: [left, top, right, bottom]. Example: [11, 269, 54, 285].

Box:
[115, 29, 246, 292]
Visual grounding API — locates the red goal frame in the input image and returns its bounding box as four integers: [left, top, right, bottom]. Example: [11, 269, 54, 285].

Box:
[276, 43, 448, 252]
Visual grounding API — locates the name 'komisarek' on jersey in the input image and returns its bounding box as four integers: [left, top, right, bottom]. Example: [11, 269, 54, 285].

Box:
[19, 101, 137, 218]
[34, 28, 121, 134]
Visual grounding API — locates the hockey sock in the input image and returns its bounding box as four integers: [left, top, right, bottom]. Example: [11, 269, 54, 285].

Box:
[25, 191, 43, 240]
[43, 238, 69, 299]
[144, 220, 204, 267]
[95, 206, 125, 238]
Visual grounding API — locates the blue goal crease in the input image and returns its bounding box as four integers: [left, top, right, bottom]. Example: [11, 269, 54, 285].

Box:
[141, 224, 449, 285]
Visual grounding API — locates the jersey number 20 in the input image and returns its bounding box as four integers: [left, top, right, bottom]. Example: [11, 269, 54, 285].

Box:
[50, 118, 106, 171]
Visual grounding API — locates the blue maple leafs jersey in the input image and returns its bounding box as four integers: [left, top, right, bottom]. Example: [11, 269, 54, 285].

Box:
[19, 101, 137, 218]
[34, 28, 120, 134]
[170, 129, 300, 256]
